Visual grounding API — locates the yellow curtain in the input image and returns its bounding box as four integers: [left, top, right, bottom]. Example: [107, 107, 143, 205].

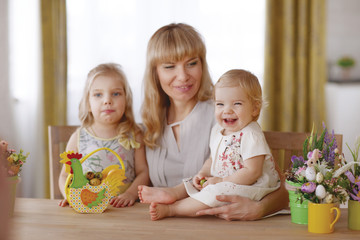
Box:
[263, 0, 327, 132]
[41, 0, 67, 197]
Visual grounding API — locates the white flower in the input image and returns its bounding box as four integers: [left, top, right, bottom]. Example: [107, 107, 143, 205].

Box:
[325, 194, 334, 203]
[315, 185, 326, 199]
[316, 172, 324, 183]
[300, 169, 306, 177]
[305, 166, 316, 181]
[334, 148, 339, 154]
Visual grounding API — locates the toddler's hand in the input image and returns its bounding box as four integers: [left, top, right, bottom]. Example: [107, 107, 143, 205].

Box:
[110, 192, 137, 208]
[58, 198, 69, 207]
[193, 173, 207, 189]
[201, 177, 222, 188]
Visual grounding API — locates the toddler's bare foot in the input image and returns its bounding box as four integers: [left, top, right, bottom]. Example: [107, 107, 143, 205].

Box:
[138, 185, 177, 204]
[149, 202, 172, 221]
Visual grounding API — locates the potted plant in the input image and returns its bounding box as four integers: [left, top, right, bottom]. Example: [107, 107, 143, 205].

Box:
[285, 123, 346, 225]
[336, 137, 360, 230]
[1, 140, 29, 216]
[337, 56, 355, 80]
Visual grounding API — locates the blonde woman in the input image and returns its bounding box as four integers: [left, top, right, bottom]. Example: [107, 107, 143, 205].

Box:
[58, 63, 149, 208]
[139, 23, 288, 220]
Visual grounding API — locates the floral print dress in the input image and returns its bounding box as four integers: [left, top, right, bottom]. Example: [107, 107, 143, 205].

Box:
[184, 122, 280, 207]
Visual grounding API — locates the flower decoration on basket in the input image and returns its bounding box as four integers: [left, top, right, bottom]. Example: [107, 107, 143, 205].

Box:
[285, 124, 348, 204]
[1, 140, 29, 177]
[336, 137, 360, 202]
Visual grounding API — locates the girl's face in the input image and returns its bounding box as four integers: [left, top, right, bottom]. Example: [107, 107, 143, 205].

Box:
[156, 56, 202, 105]
[215, 85, 258, 135]
[88, 74, 126, 126]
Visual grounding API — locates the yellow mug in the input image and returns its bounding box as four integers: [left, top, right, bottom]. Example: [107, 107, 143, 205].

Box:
[308, 202, 341, 234]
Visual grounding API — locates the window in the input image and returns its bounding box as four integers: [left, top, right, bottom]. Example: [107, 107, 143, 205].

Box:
[66, 0, 265, 124]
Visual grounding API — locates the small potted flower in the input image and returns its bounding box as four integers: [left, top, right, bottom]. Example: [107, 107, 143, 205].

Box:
[336, 137, 360, 230]
[1, 140, 29, 216]
[337, 56, 355, 80]
[285, 123, 346, 225]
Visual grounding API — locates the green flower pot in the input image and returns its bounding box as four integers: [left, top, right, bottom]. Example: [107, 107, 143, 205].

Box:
[286, 180, 308, 225]
[348, 200, 360, 230]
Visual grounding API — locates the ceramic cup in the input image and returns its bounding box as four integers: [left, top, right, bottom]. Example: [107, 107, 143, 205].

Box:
[308, 202, 341, 234]
[348, 200, 360, 230]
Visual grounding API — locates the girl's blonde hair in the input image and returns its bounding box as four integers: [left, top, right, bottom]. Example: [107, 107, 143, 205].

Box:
[141, 23, 213, 148]
[79, 63, 140, 138]
[215, 69, 263, 121]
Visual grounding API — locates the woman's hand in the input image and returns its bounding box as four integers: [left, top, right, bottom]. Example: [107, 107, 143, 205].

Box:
[195, 195, 264, 221]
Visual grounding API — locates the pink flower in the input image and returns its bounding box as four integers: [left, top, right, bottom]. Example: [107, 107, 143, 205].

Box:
[301, 182, 316, 193]
[295, 166, 306, 176]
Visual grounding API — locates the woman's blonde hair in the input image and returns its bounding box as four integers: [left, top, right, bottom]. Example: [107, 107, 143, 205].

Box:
[215, 69, 264, 121]
[79, 63, 140, 138]
[141, 23, 213, 148]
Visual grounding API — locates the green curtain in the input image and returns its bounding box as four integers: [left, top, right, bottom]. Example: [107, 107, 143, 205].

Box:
[263, 0, 327, 132]
[41, 0, 67, 197]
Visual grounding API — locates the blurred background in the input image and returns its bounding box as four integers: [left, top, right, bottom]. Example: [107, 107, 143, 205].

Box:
[1, 0, 359, 198]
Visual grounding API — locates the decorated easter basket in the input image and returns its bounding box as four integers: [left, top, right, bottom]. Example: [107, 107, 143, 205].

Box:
[60, 147, 126, 213]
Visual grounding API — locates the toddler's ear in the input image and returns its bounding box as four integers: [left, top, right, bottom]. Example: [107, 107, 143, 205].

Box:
[252, 102, 261, 118]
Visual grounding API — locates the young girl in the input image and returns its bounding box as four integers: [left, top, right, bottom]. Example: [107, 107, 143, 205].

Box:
[59, 63, 149, 208]
[138, 69, 280, 220]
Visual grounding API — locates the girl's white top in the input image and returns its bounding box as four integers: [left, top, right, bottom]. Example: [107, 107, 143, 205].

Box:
[146, 100, 216, 187]
[184, 121, 280, 207]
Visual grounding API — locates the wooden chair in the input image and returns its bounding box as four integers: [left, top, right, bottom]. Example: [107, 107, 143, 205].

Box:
[48, 125, 79, 199]
[263, 131, 343, 173]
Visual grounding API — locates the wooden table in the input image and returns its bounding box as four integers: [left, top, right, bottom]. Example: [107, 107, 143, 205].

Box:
[9, 198, 359, 240]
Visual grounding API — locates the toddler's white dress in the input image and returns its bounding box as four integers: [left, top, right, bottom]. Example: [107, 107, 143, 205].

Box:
[184, 121, 280, 207]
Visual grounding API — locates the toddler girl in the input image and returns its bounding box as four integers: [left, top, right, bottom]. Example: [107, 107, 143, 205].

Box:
[59, 63, 149, 207]
[138, 69, 280, 220]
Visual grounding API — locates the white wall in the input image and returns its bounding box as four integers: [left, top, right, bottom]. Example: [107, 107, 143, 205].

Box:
[0, 0, 15, 144]
[326, 0, 360, 161]
[327, 0, 360, 79]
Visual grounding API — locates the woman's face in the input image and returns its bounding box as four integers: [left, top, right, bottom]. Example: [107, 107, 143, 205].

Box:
[156, 56, 202, 104]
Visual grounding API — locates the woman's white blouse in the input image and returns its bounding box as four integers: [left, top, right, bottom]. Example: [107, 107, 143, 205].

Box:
[146, 100, 216, 187]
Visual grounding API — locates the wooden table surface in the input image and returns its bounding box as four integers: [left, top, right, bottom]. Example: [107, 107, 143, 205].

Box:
[9, 198, 359, 240]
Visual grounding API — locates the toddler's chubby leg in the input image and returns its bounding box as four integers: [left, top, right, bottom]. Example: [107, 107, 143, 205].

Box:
[149, 197, 209, 221]
[138, 184, 188, 204]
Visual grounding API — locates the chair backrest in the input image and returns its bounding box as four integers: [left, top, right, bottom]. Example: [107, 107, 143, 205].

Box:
[263, 131, 343, 173]
[48, 125, 79, 199]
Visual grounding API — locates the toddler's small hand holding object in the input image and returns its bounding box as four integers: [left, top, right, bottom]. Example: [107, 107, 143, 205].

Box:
[201, 177, 222, 188]
[193, 173, 207, 189]
[200, 178, 207, 187]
